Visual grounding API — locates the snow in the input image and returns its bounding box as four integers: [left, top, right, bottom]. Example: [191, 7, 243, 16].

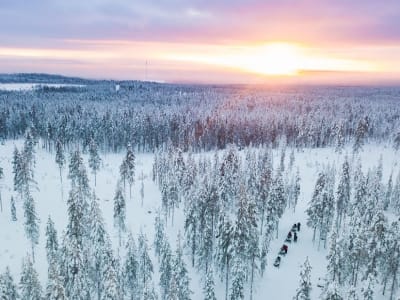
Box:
[0, 140, 398, 299]
[0, 83, 85, 91]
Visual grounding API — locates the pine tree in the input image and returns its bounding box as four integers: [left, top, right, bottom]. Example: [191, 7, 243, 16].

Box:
[88, 192, 109, 300]
[171, 237, 192, 300]
[62, 186, 89, 299]
[120, 144, 135, 199]
[23, 193, 39, 262]
[89, 138, 101, 186]
[19, 256, 42, 300]
[101, 244, 119, 300]
[293, 257, 312, 300]
[353, 118, 368, 153]
[55, 139, 66, 196]
[10, 196, 17, 221]
[361, 273, 375, 300]
[229, 257, 245, 300]
[154, 211, 165, 260]
[381, 221, 400, 300]
[46, 263, 66, 300]
[45, 216, 59, 270]
[113, 183, 126, 246]
[123, 233, 139, 300]
[321, 281, 343, 300]
[325, 231, 344, 285]
[159, 239, 172, 300]
[336, 158, 350, 229]
[269, 171, 286, 237]
[0, 267, 18, 300]
[203, 269, 217, 300]
[215, 214, 234, 300]
[138, 232, 154, 297]
[12, 147, 23, 198]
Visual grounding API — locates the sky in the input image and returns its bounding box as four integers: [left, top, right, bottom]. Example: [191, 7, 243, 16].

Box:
[1, 0, 400, 84]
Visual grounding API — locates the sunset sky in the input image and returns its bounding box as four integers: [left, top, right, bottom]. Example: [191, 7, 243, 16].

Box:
[1, 0, 400, 84]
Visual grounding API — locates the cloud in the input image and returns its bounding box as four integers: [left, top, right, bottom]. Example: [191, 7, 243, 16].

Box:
[1, 0, 399, 45]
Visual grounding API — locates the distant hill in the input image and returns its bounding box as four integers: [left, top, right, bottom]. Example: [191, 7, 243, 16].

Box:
[0, 73, 97, 84]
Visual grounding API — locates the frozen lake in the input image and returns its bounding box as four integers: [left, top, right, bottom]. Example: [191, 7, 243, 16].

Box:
[0, 83, 85, 91]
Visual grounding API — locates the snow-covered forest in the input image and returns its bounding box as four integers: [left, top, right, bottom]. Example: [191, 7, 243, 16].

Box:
[1, 81, 400, 299]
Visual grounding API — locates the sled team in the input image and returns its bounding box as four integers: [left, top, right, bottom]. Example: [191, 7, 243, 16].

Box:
[274, 222, 300, 268]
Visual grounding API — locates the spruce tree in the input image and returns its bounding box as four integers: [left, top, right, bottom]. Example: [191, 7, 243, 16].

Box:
[19, 256, 42, 300]
[45, 216, 59, 266]
[159, 239, 172, 300]
[120, 144, 135, 199]
[113, 183, 126, 246]
[123, 233, 139, 300]
[55, 139, 66, 190]
[336, 158, 350, 229]
[229, 257, 245, 300]
[10, 196, 17, 221]
[88, 138, 101, 186]
[293, 257, 312, 300]
[0, 267, 18, 300]
[203, 269, 217, 300]
[23, 193, 39, 262]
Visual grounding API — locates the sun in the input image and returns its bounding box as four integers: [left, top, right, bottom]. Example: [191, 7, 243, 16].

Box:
[234, 43, 303, 76]
[163, 41, 378, 78]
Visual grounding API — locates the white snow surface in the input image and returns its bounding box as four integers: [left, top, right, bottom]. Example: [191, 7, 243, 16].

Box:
[0, 140, 398, 299]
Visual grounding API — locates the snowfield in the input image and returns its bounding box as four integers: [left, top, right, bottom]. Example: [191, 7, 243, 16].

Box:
[0, 139, 398, 299]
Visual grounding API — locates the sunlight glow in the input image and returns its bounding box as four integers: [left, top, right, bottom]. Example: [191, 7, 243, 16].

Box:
[165, 42, 379, 76]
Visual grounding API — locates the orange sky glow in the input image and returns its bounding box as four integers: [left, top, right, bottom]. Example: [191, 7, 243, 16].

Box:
[1, 0, 400, 84]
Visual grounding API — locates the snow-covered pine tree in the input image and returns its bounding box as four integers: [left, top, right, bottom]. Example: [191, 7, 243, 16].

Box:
[335, 121, 345, 154]
[353, 118, 368, 153]
[269, 170, 286, 238]
[306, 170, 335, 247]
[336, 158, 350, 229]
[215, 213, 234, 300]
[19, 256, 42, 300]
[137, 232, 154, 298]
[321, 281, 343, 300]
[203, 269, 217, 300]
[12, 147, 23, 198]
[0, 267, 18, 300]
[55, 139, 66, 186]
[154, 211, 166, 260]
[229, 257, 245, 300]
[46, 262, 66, 300]
[361, 273, 375, 300]
[171, 236, 192, 300]
[23, 193, 39, 262]
[184, 187, 199, 268]
[88, 138, 101, 186]
[123, 233, 139, 300]
[62, 186, 90, 299]
[293, 257, 312, 300]
[113, 182, 126, 246]
[380, 221, 400, 300]
[10, 196, 17, 221]
[87, 192, 109, 300]
[256, 152, 272, 235]
[293, 168, 301, 212]
[45, 216, 59, 269]
[120, 144, 135, 199]
[159, 239, 172, 300]
[384, 173, 393, 211]
[101, 241, 119, 300]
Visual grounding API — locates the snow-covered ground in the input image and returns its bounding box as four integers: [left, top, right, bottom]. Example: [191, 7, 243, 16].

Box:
[0, 140, 398, 299]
